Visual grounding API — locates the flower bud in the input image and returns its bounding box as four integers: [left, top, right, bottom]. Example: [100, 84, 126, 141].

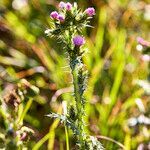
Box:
[73, 36, 85, 47]
[66, 2, 72, 11]
[50, 11, 59, 19]
[57, 14, 65, 22]
[85, 7, 95, 16]
[59, 1, 66, 9]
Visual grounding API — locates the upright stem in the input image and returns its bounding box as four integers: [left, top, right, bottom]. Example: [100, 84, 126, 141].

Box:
[70, 57, 86, 148]
[66, 25, 87, 149]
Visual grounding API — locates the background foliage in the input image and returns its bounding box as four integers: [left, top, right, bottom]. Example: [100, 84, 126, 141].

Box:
[0, 0, 149, 149]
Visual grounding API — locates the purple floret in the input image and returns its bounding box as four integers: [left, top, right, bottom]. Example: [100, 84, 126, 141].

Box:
[57, 14, 65, 22]
[59, 1, 66, 9]
[73, 36, 85, 47]
[85, 7, 95, 16]
[66, 2, 72, 11]
[50, 11, 59, 19]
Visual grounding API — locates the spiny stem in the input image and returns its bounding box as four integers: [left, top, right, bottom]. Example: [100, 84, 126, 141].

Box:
[71, 60, 85, 148]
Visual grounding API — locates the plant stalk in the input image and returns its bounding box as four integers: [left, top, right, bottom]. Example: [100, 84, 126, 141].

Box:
[70, 58, 85, 148]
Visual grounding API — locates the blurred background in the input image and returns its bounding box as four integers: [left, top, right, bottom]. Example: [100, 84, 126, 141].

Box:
[0, 0, 150, 149]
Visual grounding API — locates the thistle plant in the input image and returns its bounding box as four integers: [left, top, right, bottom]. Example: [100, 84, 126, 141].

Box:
[46, 2, 103, 149]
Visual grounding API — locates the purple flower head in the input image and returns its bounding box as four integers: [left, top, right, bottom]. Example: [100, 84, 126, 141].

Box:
[85, 7, 95, 16]
[66, 2, 72, 11]
[50, 11, 59, 19]
[137, 37, 150, 47]
[59, 1, 66, 9]
[73, 36, 85, 47]
[57, 14, 65, 22]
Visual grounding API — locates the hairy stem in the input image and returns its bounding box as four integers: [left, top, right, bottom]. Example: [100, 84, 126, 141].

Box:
[70, 57, 86, 148]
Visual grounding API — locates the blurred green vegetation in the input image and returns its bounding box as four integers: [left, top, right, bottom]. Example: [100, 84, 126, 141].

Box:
[0, 0, 150, 149]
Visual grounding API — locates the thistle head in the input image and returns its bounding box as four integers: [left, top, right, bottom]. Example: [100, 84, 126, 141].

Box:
[73, 36, 85, 47]
[59, 1, 66, 9]
[50, 11, 59, 19]
[57, 14, 65, 22]
[85, 7, 95, 16]
[66, 2, 72, 11]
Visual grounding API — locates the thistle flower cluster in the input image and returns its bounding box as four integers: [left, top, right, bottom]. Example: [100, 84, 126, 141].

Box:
[46, 2, 103, 150]
[46, 2, 95, 45]
[50, 11, 65, 22]
[50, 2, 95, 23]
